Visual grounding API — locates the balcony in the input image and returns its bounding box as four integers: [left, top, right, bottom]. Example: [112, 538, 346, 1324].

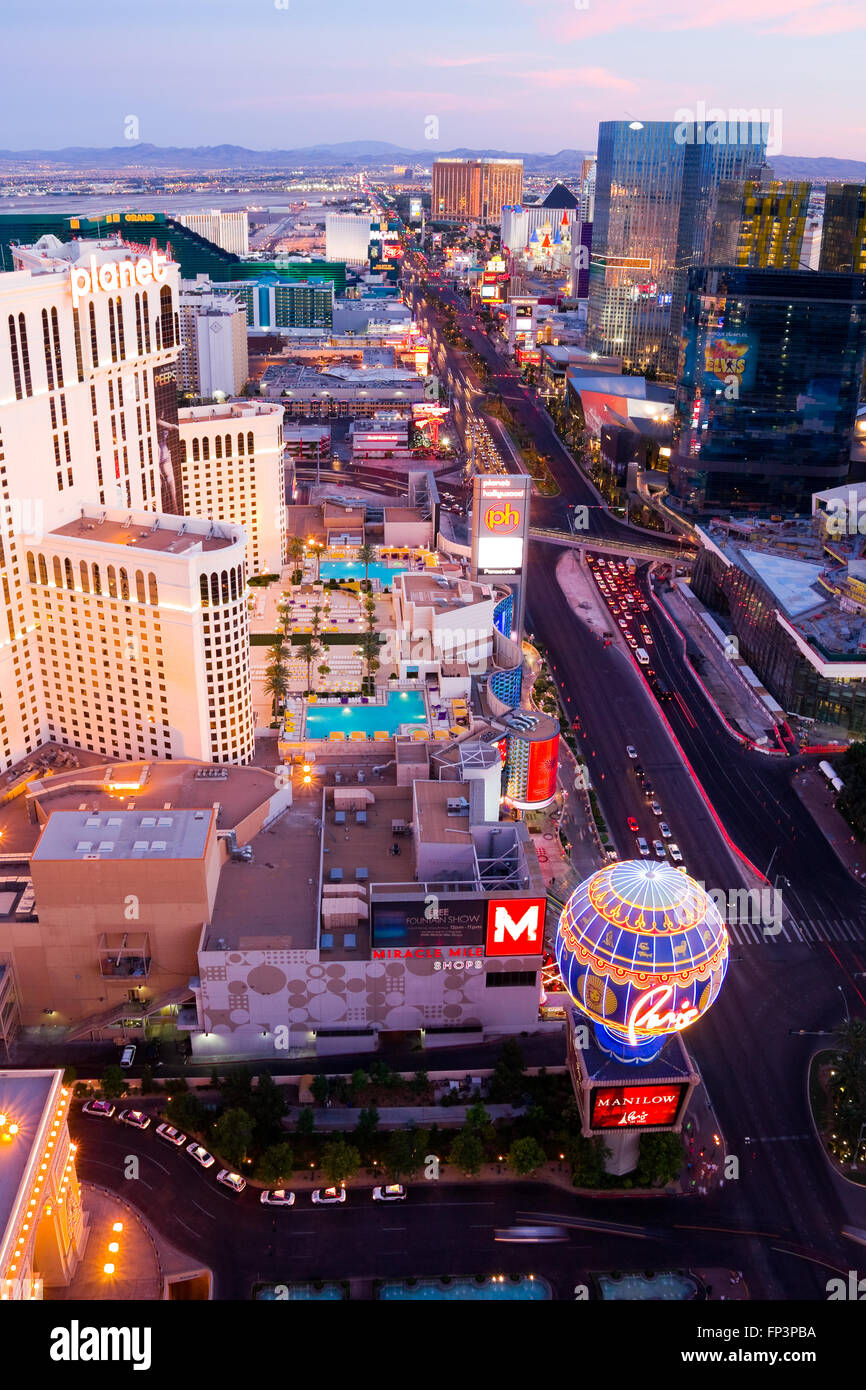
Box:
[97, 933, 151, 980]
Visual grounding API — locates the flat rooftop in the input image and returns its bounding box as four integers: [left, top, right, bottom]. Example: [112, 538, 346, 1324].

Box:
[32, 807, 214, 863]
[397, 573, 491, 614]
[207, 798, 322, 951]
[0, 1070, 58, 1239]
[51, 511, 240, 556]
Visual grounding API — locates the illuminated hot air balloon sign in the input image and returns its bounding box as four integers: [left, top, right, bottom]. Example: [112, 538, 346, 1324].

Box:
[555, 861, 729, 1064]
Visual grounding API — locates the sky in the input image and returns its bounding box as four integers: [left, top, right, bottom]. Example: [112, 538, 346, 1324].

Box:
[2, 0, 864, 159]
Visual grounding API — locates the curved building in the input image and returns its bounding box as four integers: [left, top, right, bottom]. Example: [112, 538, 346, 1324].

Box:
[501, 709, 560, 810]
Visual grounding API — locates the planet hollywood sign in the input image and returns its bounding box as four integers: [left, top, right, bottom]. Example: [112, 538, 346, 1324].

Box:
[69, 249, 171, 308]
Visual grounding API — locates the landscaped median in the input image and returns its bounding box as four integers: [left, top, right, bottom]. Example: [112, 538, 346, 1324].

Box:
[807, 1018, 866, 1185]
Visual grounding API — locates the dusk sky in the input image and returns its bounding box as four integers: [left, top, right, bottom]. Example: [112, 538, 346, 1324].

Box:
[4, 0, 864, 158]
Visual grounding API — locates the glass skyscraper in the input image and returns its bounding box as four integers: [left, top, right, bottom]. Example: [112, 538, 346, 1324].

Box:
[587, 121, 766, 374]
[669, 267, 866, 513]
[820, 184, 866, 273]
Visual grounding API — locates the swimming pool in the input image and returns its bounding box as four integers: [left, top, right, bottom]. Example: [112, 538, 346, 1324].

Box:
[256, 1282, 346, 1301]
[598, 1271, 701, 1301]
[305, 690, 427, 739]
[378, 1276, 550, 1300]
[319, 560, 409, 587]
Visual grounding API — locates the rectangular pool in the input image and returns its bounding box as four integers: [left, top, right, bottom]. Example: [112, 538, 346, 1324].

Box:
[319, 560, 409, 587]
[305, 690, 427, 739]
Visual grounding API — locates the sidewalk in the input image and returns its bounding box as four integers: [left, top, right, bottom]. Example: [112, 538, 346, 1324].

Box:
[655, 579, 783, 748]
[791, 765, 866, 883]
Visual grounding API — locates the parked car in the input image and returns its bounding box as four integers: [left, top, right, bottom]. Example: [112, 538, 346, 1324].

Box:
[120, 1045, 136, 1068]
[373, 1184, 407, 1202]
[155, 1123, 186, 1147]
[216, 1169, 246, 1194]
[261, 1189, 296, 1206]
[312, 1187, 346, 1205]
[186, 1143, 215, 1170]
[668, 844, 683, 863]
[82, 1100, 115, 1119]
[636, 836, 650, 856]
[659, 822, 673, 839]
[118, 1109, 150, 1131]
[653, 840, 667, 859]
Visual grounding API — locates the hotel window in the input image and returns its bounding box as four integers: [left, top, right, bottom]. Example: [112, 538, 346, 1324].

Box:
[80, 562, 90, 594]
[42, 309, 55, 389]
[8, 315, 22, 399]
[51, 307, 64, 386]
[159, 286, 174, 348]
[134, 293, 143, 355]
[72, 306, 84, 381]
[108, 300, 118, 362]
[88, 301, 99, 367]
[215, 434, 222, 459]
[148, 574, 158, 606]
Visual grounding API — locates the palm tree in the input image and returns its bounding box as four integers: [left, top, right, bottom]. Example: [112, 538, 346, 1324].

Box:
[311, 604, 323, 638]
[287, 535, 304, 580]
[277, 598, 292, 637]
[357, 542, 375, 590]
[263, 662, 289, 714]
[835, 1018, 866, 1063]
[360, 630, 381, 684]
[317, 662, 331, 691]
[296, 635, 320, 694]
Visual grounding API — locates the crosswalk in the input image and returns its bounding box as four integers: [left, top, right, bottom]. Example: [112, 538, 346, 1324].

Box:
[726, 915, 866, 946]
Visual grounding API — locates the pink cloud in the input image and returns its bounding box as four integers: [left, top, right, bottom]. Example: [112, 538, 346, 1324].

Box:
[520, 0, 865, 40]
[425, 53, 516, 67]
[524, 66, 637, 91]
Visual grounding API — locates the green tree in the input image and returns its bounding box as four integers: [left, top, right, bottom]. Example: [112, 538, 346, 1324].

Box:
[385, 1125, 430, 1180]
[634, 1132, 684, 1188]
[489, 1039, 526, 1102]
[357, 542, 375, 588]
[350, 1069, 368, 1102]
[311, 1074, 330, 1107]
[507, 1136, 547, 1176]
[250, 1072, 288, 1150]
[296, 635, 321, 694]
[835, 1017, 866, 1063]
[219, 1066, 253, 1110]
[360, 630, 381, 683]
[212, 1107, 255, 1169]
[566, 1134, 609, 1188]
[139, 1064, 155, 1095]
[410, 1070, 430, 1098]
[465, 1102, 494, 1145]
[317, 662, 331, 689]
[100, 1064, 127, 1101]
[62, 1065, 77, 1086]
[296, 1108, 315, 1137]
[355, 1106, 379, 1144]
[321, 1138, 361, 1186]
[286, 536, 305, 570]
[164, 1091, 209, 1137]
[257, 1142, 295, 1185]
[448, 1128, 485, 1176]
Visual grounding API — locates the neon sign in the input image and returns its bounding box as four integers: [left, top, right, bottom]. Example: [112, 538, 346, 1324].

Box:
[626, 983, 700, 1043]
[69, 250, 170, 308]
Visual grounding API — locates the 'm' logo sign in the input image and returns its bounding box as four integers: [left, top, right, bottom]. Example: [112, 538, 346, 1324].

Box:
[485, 898, 546, 957]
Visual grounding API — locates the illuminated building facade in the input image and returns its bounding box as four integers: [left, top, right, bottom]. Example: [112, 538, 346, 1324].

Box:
[432, 159, 523, 224]
[820, 184, 866, 273]
[707, 180, 810, 269]
[0, 1071, 84, 1300]
[179, 400, 286, 575]
[669, 267, 866, 513]
[177, 209, 250, 257]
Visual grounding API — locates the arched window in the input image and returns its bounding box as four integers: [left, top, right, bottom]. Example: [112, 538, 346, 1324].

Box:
[141, 291, 151, 353]
[8, 315, 22, 399]
[64, 557, 74, 590]
[92, 563, 102, 595]
[115, 297, 126, 360]
[26, 552, 36, 584]
[107, 565, 117, 598]
[221, 570, 230, 604]
[38, 554, 48, 586]
[230, 568, 237, 600]
[238, 432, 244, 455]
[192, 436, 200, 462]
[80, 561, 90, 594]
[119, 567, 129, 601]
[41, 309, 55, 390]
[135, 570, 146, 604]
[210, 573, 219, 606]
[53, 556, 62, 588]
[108, 300, 118, 363]
[148, 573, 159, 606]
[155, 316, 161, 351]
[18, 313, 32, 396]
[225, 434, 232, 457]
[200, 574, 210, 608]
[247, 431, 254, 456]
[202, 437, 210, 460]
[159, 286, 174, 348]
[88, 302, 99, 367]
[134, 293, 143, 356]
[51, 306, 64, 386]
[180, 438, 187, 463]
[215, 434, 222, 459]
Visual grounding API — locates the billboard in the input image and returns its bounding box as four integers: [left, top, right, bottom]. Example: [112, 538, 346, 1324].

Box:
[409, 197, 422, 220]
[589, 1082, 689, 1131]
[471, 475, 531, 577]
[702, 334, 756, 393]
[525, 735, 559, 805]
[484, 898, 547, 957]
[371, 896, 485, 950]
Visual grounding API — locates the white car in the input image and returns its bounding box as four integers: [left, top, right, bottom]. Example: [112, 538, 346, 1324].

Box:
[216, 1169, 246, 1194]
[650, 801, 663, 817]
[373, 1184, 406, 1202]
[120, 1045, 136, 1068]
[312, 1186, 346, 1205]
[626, 746, 638, 760]
[82, 1100, 115, 1119]
[668, 843, 683, 863]
[659, 822, 673, 839]
[653, 840, 667, 859]
[260, 1189, 296, 1206]
[636, 836, 650, 857]
[156, 1123, 186, 1147]
[118, 1109, 150, 1131]
[186, 1143, 215, 1170]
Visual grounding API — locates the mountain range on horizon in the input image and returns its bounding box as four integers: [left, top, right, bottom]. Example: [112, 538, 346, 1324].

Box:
[0, 141, 864, 183]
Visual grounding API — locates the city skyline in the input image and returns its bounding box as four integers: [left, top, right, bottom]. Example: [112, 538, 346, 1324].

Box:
[1, 0, 863, 158]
